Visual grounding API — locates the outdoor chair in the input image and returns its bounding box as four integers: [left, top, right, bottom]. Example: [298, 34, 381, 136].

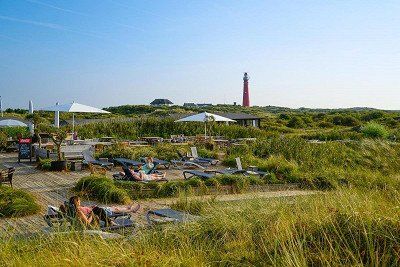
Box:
[146, 208, 199, 226]
[140, 157, 171, 169]
[113, 158, 142, 167]
[83, 149, 114, 170]
[171, 151, 211, 169]
[190, 147, 219, 165]
[209, 157, 268, 178]
[0, 167, 15, 187]
[44, 202, 134, 231]
[113, 164, 168, 182]
[183, 170, 216, 180]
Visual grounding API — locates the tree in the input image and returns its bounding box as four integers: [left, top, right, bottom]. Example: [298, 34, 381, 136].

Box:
[50, 128, 67, 161]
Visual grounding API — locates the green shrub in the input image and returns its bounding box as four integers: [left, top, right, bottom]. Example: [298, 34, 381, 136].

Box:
[73, 175, 130, 204]
[38, 158, 52, 171]
[204, 178, 221, 187]
[158, 181, 186, 197]
[317, 121, 334, 128]
[331, 115, 360, 126]
[0, 186, 40, 217]
[0, 126, 29, 139]
[217, 175, 250, 192]
[287, 116, 305, 128]
[362, 122, 389, 139]
[258, 155, 299, 179]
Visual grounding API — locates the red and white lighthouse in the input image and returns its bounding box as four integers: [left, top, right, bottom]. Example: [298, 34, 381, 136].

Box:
[242, 72, 250, 107]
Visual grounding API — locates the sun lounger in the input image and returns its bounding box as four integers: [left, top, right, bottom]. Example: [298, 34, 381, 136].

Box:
[210, 157, 268, 178]
[44, 202, 134, 230]
[113, 164, 167, 182]
[171, 151, 211, 169]
[146, 208, 199, 225]
[190, 147, 219, 165]
[83, 149, 114, 170]
[183, 170, 216, 180]
[113, 158, 142, 167]
[140, 157, 170, 169]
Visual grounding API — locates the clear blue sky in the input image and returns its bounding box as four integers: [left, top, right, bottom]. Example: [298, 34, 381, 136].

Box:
[1, 0, 399, 110]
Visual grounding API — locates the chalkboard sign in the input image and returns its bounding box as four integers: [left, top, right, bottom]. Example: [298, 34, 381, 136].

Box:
[18, 138, 32, 163]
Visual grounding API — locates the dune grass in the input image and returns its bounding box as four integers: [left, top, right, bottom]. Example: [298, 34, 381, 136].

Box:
[73, 175, 130, 204]
[0, 186, 40, 218]
[0, 189, 399, 266]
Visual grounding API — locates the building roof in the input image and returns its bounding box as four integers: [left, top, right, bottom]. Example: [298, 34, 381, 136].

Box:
[150, 99, 173, 105]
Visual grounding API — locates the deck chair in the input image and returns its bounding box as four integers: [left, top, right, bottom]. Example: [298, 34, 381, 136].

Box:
[171, 151, 211, 169]
[140, 157, 170, 169]
[43, 205, 68, 227]
[183, 170, 216, 180]
[0, 167, 15, 187]
[212, 157, 268, 177]
[146, 208, 199, 226]
[113, 158, 142, 167]
[83, 148, 114, 170]
[190, 147, 219, 165]
[113, 164, 167, 182]
[44, 201, 134, 230]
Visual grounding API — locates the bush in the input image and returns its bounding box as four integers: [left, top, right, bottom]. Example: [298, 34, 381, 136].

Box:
[0, 186, 40, 217]
[38, 158, 52, 171]
[73, 175, 130, 204]
[362, 122, 389, 139]
[287, 117, 305, 128]
[331, 115, 360, 126]
[317, 121, 334, 128]
[217, 175, 250, 192]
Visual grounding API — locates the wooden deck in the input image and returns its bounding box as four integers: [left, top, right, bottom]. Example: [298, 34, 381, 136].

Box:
[0, 153, 87, 234]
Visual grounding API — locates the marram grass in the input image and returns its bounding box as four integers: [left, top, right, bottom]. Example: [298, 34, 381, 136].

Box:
[0, 189, 399, 266]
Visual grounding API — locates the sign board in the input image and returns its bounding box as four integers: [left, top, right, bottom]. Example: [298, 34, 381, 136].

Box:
[18, 138, 32, 163]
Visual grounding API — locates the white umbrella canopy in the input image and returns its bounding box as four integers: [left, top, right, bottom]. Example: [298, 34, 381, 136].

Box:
[40, 102, 110, 114]
[175, 112, 235, 138]
[175, 112, 235, 122]
[0, 119, 28, 127]
[39, 102, 110, 131]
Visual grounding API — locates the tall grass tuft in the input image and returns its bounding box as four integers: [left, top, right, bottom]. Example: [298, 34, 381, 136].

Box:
[0, 186, 40, 217]
[73, 175, 130, 204]
[0, 189, 399, 266]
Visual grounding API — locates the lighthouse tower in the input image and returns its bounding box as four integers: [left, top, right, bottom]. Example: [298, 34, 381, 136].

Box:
[242, 72, 250, 107]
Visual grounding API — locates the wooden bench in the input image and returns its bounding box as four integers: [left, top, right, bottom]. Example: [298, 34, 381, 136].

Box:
[0, 167, 15, 187]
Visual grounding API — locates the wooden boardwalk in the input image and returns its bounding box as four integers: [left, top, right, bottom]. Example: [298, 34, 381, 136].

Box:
[0, 153, 87, 234]
[0, 153, 316, 235]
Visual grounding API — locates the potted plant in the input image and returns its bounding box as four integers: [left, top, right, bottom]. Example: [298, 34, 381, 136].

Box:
[49, 128, 67, 171]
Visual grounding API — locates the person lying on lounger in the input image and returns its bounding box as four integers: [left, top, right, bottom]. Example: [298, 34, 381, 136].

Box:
[130, 167, 166, 181]
[130, 157, 166, 181]
[67, 196, 140, 227]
